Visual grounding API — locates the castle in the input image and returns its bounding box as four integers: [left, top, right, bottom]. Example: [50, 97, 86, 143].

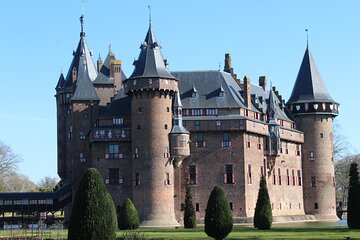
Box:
[55, 15, 339, 226]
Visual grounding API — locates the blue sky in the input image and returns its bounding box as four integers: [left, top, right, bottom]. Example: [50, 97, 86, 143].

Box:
[0, 1, 359, 183]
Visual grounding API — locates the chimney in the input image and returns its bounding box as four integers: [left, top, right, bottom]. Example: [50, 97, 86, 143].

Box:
[243, 76, 251, 108]
[259, 76, 267, 91]
[224, 53, 234, 75]
[97, 56, 103, 73]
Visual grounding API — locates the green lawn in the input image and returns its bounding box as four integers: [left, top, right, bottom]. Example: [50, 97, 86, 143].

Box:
[123, 225, 360, 240]
[1, 225, 360, 239]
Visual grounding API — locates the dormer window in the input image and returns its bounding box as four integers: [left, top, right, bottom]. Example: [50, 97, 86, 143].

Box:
[192, 91, 197, 98]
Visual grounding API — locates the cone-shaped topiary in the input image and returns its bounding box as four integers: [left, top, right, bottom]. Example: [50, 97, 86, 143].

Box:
[347, 162, 360, 229]
[106, 193, 118, 235]
[184, 181, 196, 228]
[68, 168, 116, 240]
[205, 186, 233, 240]
[118, 198, 140, 230]
[254, 175, 273, 230]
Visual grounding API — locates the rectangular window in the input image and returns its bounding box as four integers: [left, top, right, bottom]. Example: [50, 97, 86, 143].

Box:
[257, 137, 262, 150]
[286, 169, 290, 185]
[206, 109, 218, 116]
[135, 172, 140, 186]
[285, 142, 289, 154]
[113, 117, 124, 125]
[311, 176, 316, 187]
[80, 153, 85, 163]
[195, 133, 206, 148]
[189, 165, 197, 185]
[109, 168, 120, 185]
[192, 109, 203, 116]
[222, 132, 231, 147]
[106, 144, 121, 159]
[292, 169, 296, 186]
[314, 202, 319, 209]
[224, 164, 234, 184]
[68, 126, 73, 139]
[296, 144, 301, 156]
[297, 170, 302, 186]
[278, 168, 282, 185]
[246, 134, 251, 148]
[134, 147, 139, 159]
[247, 164, 252, 184]
[309, 151, 315, 161]
[165, 172, 171, 185]
[181, 204, 185, 211]
[273, 169, 276, 185]
[229, 202, 233, 210]
[196, 203, 200, 212]
[164, 147, 170, 158]
[280, 141, 283, 153]
[79, 130, 85, 140]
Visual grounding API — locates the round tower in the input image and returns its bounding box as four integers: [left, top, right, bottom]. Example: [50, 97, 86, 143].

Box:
[123, 24, 180, 226]
[287, 46, 339, 220]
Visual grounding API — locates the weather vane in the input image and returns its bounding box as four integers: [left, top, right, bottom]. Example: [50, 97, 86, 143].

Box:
[148, 5, 152, 28]
[305, 29, 309, 47]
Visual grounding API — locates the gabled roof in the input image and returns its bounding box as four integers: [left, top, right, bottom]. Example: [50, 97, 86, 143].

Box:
[72, 56, 100, 101]
[63, 15, 97, 88]
[128, 26, 176, 80]
[287, 46, 335, 104]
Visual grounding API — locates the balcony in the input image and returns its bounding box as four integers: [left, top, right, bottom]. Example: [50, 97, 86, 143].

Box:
[91, 128, 131, 142]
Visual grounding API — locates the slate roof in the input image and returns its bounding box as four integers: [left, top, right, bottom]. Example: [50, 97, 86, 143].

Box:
[93, 51, 114, 85]
[103, 88, 131, 116]
[59, 15, 97, 89]
[71, 56, 100, 101]
[170, 91, 189, 134]
[128, 26, 176, 80]
[250, 84, 291, 121]
[287, 46, 335, 104]
[172, 71, 247, 109]
[55, 73, 65, 90]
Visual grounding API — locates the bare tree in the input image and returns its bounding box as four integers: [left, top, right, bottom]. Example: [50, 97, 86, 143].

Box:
[2, 173, 37, 192]
[0, 141, 21, 191]
[38, 176, 59, 192]
[333, 121, 350, 161]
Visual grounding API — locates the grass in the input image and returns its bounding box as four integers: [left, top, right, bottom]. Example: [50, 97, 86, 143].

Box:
[0, 225, 360, 239]
[128, 225, 360, 240]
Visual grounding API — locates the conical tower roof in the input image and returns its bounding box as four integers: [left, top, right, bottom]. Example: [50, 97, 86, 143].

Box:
[63, 15, 97, 88]
[72, 55, 99, 101]
[128, 25, 176, 80]
[287, 46, 335, 104]
[55, 73, 65, 90]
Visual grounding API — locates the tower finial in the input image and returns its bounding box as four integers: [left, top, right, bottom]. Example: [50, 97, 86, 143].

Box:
[80, 15, 85, 37]
[148, 5, 152, 28]
[82, 0, 85, 15]
[305, 28, 309, 48]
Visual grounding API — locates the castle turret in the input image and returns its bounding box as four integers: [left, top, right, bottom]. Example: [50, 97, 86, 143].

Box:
[170, 91, 190, 167]
[287, 45, 339, 220]
[123, 23, 179, 226]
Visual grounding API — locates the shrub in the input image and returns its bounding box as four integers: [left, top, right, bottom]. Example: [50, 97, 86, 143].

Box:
[254, 175, 272, 230]
[347, 162, 360, 229]
[106, 193, 118, 234]
[205, 186, 233, 240]
[118, 198, 140, 230]
[68, 168, 116, 240]
[184, 181, 196, 228]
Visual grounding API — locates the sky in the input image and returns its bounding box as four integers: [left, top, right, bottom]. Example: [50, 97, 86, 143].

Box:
[0, 1, 359, 183]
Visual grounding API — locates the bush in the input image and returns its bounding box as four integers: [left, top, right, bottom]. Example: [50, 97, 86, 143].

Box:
[347, 162, 360, 229]
[68, 168, 116, 240]
[118, 198, 140, 230]
[184, 181, 196, 228]
[205, 186, 233, 240]
[106, 193, 118, 234]
[254, 175, 272, 230]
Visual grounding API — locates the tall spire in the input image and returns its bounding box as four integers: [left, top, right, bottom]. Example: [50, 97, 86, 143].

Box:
[80, 15, 85, 37]
[267, 88, 277, 121]
[148, 5, 152, 29]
